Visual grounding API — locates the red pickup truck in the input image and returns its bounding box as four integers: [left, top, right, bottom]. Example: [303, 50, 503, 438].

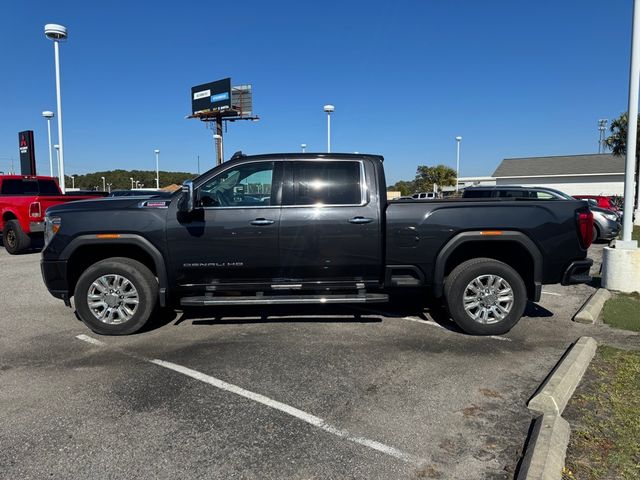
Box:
[0, 175, 103, 254]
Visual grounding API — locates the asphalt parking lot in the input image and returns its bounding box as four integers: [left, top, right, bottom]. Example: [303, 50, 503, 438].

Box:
[1, 243, 639, 479]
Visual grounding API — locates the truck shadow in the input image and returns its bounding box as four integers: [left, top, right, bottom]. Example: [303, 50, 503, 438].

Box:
[145, 299, 554, 334]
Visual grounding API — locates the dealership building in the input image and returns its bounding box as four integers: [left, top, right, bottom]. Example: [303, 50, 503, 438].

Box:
[493, 153, 625, 196]
[459, 153, 625, 196]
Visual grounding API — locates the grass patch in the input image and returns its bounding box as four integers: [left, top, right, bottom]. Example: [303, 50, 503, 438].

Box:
[602, 293, 640, 332]
[564, 346, 640, 479]
[634, 225, 639, 242]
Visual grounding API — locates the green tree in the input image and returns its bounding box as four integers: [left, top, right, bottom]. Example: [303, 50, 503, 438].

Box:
[388, 180, 416, 196]
[414, 164, 457, 196]
[604, 112, 639, 209]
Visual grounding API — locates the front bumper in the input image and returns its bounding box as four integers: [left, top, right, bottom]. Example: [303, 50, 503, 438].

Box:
[561, 259, 593, 285]
[41, 259, 70, 304]
[599, 219, 621, 240]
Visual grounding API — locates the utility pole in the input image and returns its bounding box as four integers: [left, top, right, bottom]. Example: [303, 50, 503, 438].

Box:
[598, 119, 608, 153]
[214, 117, 223, 165]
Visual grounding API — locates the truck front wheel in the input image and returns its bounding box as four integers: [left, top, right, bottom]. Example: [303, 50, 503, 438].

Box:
[444, 258, 527, 335]
[2, 220, 31, 254]
[74, 257, 158, 335]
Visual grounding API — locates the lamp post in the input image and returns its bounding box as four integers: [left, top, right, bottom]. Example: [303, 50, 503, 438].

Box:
[54, 144, 60, 181]
[455, 136, 462, 192]
[44, 24, 68, 193]
[323, 104, 334, 152]
[100, 176, 106, 191]
[42, 111, 54, 177]
[154, 149, 160, 189]
[71, 174, 75, 189]
[130, 177, 134, 189]
[301, 143, 307, 153]
[106, 182, 112, 193]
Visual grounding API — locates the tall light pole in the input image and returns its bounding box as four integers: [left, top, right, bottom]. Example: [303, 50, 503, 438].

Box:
[301, 143, 307, 153]
[42, 111, 54, 177]
[44, 24, 68, 193]
[100, 176, 106, 191]
[71, 174, 75, 189]
[106, 182, 112, 193]
[54, 144, 60, 183]
[130, 177, 134, 189]
[323, 104, 334, 152]
[154, 149, 160, 189]
[455, 136, 462, 192]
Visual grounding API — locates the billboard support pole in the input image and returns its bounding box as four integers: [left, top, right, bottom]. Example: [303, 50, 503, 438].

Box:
[215, 116, 224, 165]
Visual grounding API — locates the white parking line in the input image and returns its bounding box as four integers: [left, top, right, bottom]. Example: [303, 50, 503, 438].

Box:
[541, 291, 563, 297]
[75, 334, 420, 465]
[401, 316, 512, 342]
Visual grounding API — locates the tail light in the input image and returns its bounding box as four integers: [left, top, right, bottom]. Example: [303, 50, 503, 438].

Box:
[29, 202, 41, 218]
[577, 209, 594, 250]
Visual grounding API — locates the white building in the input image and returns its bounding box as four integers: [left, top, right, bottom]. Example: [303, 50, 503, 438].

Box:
[491, 154, 624, 196]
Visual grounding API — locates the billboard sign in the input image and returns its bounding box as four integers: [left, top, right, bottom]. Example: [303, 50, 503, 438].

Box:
[18, 130, 36, 176]
[191, 78, 232, 114]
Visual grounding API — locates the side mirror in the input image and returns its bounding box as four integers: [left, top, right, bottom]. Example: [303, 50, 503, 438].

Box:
[179, 180, 194, 213]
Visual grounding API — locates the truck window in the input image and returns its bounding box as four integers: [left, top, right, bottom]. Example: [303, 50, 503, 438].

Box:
[37, 179, 60, 195]
[497, 190, 532, 198]
[1, 179, 38, 195]
[463, 190, 493, 198]
[292, 161, 361, 206]
[198, 162, 274, 207]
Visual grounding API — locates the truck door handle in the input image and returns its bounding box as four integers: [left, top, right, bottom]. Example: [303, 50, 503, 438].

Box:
[250, 218, 275, 226]
[348, 216, 373, 224]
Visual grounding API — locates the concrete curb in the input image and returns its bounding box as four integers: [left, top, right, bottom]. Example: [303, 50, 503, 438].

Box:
[528, 337, 597, 415]
[516, 414, 570, 480]
[573, 288, 611, 324]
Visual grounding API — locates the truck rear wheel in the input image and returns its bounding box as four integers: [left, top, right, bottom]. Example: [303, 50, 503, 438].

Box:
[444, 258, 526, 335]
[74, 257, 158, 335]
[2, 220, 31, 255]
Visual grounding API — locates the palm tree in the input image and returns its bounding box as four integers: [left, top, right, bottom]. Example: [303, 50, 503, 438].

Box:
[414, 164, 457, 197]
[604, 112, 639, 210]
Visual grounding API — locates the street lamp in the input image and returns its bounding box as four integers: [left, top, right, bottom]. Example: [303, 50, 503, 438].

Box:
[154, 149, 160, 189]
[42, 111, 54, 177]
[100, 176, 106, 191]
[323, 104, 334, 153]
[71, 174, 75, 189]
[106, 182, 112, 193]
[130, 177, 134, 189]
[455, 136, 462, 192]
[301, 143, 307, 153]
[54, 144, 60, 182]
[44, 23, 68, 193]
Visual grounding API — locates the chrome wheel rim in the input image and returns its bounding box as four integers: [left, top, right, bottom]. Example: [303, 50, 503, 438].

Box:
[87, 274, 139, 325]
[463, 274, 514, 324]
[5, 229, 16, 248]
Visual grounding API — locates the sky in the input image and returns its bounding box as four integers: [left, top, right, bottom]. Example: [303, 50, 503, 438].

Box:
[0, 0, 633, 184]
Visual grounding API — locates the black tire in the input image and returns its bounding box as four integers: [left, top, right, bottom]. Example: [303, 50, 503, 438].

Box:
[444, 258, 527, 335]
[592, 224, 600, 243]
[2, 219, 31, 254]
[74, 257, 158, 335]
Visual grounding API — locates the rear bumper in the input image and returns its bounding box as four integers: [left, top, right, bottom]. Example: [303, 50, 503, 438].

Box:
[41, 259, 69, 303]
[29, 221, 44, 233]
[561, 259, 593, 285]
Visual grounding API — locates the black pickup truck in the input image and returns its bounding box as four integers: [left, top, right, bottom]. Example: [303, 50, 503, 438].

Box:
[41, 153, 594, 336]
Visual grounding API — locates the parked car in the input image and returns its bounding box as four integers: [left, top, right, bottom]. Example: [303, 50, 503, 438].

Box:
[412, 192, 437, 200]
[41, 153, 593, 336]
[0, 175, 104, 254]
[463, 185, 621, 242]
[573, 195, 617, 211]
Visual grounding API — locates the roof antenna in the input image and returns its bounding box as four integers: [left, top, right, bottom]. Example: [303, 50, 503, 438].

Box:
[230, 151, 245, 160]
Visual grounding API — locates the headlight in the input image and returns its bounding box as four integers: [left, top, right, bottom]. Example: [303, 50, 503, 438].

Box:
[603, 213, 618, 222]
[44, 216, 61, 246]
